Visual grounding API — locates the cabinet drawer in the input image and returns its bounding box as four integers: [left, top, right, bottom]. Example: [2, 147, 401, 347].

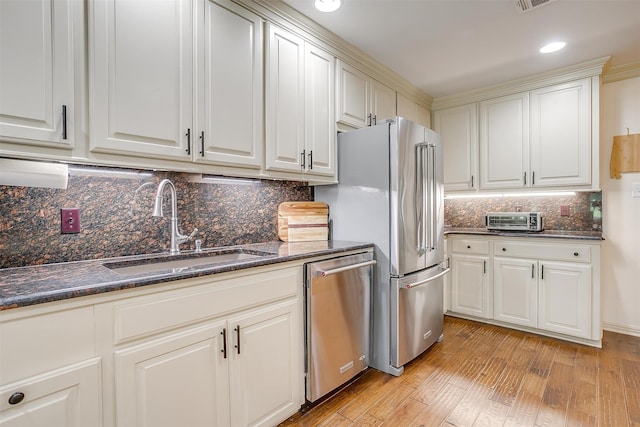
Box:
[112, 267, 300, 345]
[493, 241, 591, 262]
[451, 239, 490, 255]
[0, 307, 96, 384]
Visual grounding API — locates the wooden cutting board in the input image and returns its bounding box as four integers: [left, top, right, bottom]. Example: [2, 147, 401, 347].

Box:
[277, 202, 329, 242]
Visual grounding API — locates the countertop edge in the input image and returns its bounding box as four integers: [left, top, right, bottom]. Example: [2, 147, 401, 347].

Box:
[0, 241, 374, 311]
[445, 228, 604, 241]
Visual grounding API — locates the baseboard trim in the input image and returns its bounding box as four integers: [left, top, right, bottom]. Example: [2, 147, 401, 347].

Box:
[603, 321, 640, 338]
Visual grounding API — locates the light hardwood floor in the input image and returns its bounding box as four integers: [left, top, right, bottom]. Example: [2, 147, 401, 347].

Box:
[281, 316, 640, 427]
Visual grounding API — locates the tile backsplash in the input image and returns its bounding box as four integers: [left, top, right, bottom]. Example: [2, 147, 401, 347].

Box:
[0, 165, 312, 268]
[444, 191, 602, 231]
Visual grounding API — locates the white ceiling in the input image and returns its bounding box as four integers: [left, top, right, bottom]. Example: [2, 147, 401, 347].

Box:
[281, 0, 640, 99]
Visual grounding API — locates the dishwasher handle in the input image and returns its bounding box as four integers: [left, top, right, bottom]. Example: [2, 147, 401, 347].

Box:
[400, 267, 450, 289]
[316, 260, 377, 277]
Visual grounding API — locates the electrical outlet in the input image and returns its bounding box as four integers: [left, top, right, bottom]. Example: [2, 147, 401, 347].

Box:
[632, 183, 640, 198]
[61, 208, 81, 233]
[560, 205, 570, 217]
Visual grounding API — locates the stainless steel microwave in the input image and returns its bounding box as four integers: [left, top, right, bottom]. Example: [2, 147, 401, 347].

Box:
[485, 212, 543, 231]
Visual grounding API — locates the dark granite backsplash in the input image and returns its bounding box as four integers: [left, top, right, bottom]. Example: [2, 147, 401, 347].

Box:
[444, 191, 602, 231]
[0, 165, 312, 268]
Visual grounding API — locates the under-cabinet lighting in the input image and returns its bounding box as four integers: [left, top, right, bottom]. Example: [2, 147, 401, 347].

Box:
[68, 165, 153, 179]
[446, 191, 576, 199]
[196, 175, 262, 186]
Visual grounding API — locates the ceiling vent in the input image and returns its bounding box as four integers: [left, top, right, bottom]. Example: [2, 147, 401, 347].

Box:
[514, 0, 556, 13]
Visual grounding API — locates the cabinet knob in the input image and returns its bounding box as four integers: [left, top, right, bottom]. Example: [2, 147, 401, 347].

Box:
[573, 252, 579, 256]
[502, 248, 506, 252]
[467, 245, 471, 249]
[8, 392, 25, 405]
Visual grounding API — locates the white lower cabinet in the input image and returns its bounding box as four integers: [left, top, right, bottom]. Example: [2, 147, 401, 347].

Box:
[0, 306, 101, 427]
[447, 235, 601, 346]
[538, 261, 591, 338]
[449, 238, 491, 318]
[493, 256, 538, 328]
[0, 358, 102, 427]
[103, 264, 304, 427]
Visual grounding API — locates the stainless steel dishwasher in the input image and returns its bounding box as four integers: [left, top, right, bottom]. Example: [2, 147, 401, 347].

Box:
[305, 252, 375, 402]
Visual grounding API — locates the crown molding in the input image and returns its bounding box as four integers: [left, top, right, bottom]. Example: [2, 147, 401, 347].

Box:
[432, 56, 610, 111]
[238, 0, 433, 109]
[602, 61, 640, 84]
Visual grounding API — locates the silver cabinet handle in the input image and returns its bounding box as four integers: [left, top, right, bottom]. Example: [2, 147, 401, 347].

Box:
[471, 175, 474, 188]
[532, 171, 536, 185]
[531, 264, 535, 279]
[308, 150, 313, 170]
[400, 268, 450, 289]
[221, 328, 227, 359]
[199, 131, 205, 156]
[483, 260, 486, 274]
[300, 149, 306, 168]
[185, 128, 191, 155]
[316, 260, 376, 277]
[523, 172, 527, 186]
[234, 325, 241, 355]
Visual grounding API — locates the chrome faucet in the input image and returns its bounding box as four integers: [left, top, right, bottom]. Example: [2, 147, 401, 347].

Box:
[152, 179, 197, 255]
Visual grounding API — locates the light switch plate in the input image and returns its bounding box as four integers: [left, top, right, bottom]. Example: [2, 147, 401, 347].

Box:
[632, 183, 640, 198]
[61, 208, 81, 233]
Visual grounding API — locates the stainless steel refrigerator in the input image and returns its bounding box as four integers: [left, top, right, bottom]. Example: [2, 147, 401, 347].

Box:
[315, 117, 449, 376]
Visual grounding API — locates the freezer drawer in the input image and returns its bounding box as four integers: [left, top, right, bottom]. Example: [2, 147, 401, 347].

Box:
[305, 252, 375, 402]
[391, 263, 448, 368]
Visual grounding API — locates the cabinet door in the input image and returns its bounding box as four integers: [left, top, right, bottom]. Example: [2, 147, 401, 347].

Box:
[198, 0, 263, 168]
[89, 0, 193, 161]
[434, 104, 478, 191]
[305, 44, 336, 177]
[228, 300, 302, 427]
[397, 94, 430, 128]
[450, 254, 490, 318]
[265, 24, 305, 173]
[370, 80, 396, 125]
[493, 257, 537, 328]
[530, 79, 591, 187]
[336, 59, 370, 128]
[0, 358, 101, 427]
[479, 92, 529, 189]
[114, 322, 229, 427]
[539, 261, 592, 338]
[0, 0, 75, 149]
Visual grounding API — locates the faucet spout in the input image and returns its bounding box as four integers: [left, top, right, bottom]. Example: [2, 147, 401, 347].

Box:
[153, 179, 197, 255]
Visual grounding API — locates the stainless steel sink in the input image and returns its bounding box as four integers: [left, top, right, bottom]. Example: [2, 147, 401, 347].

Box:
[104, 249, 275, 275]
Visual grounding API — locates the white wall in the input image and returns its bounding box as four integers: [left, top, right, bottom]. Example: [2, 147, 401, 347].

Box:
[600, 75, 640, 337]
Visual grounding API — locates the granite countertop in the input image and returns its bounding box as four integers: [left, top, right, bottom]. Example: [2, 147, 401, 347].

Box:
[445, 227, 603, 241]
[0, 241, 373, 311]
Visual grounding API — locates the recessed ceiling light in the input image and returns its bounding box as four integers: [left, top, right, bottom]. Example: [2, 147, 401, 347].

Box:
[539, 41, 566, 53]
[314, 0, 341, 12]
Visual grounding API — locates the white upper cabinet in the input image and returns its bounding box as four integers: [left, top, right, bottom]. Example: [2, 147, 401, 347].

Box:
[433, 103, 478, 191]
[265, 24, 306, 174]
[529, 78, 591, 187]
[479, 92, 530, 190]
[304, 44, 336, 178]
[0, 0, 76, 150]
[197, 0, 263, 169]
[266, 23, 336, 179]
[336, 59, 396, 128]
[370, 79, 397, 125]
[397, 93, 430, 128]
[89, 0, 193, 161]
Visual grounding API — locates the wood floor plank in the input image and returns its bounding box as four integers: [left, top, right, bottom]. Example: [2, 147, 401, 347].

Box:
[445, 383, 494, 427]
[621, 358, 640, 426]
[503, 390, 540, 427]
[472, 399, 512, 427]
[383, 397, 427, 425]
[409, 383, 466, 427]
[279, 318, 640, 427]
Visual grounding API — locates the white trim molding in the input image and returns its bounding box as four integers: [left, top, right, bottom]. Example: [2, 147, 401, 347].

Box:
[602, 61, 640, 84]
[603, 321, 640, 338]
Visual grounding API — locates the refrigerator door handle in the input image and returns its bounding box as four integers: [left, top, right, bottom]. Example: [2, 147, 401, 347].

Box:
[399, 268, 450, 289]
[427, 143, 437, 252]
[415, 144, 427, 256]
